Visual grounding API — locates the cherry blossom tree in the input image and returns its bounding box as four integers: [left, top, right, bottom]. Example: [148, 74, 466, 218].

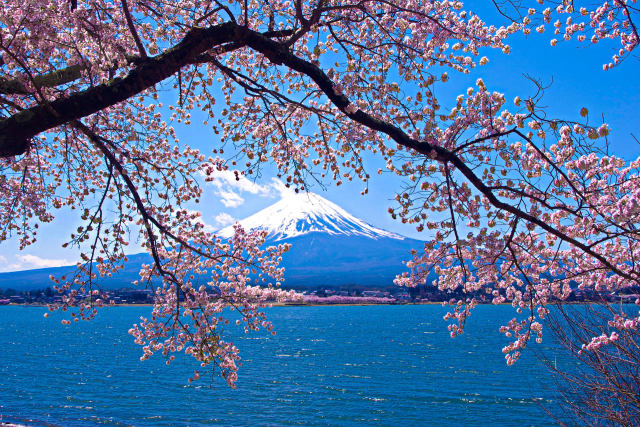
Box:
[0, 0, 638, 386]
[541, 301, 640, 425]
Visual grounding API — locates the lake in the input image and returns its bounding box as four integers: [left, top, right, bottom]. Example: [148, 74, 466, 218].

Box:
[0, 305, 571, 426]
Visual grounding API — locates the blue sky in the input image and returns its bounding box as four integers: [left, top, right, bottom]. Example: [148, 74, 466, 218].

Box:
[1, 4, 639, 272]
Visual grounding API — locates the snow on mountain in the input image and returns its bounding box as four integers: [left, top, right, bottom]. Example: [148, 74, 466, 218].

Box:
[217, 191, 404, 241]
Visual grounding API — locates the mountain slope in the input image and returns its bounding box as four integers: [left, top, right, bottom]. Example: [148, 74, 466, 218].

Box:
[0, 253, 152, 291]
[0, 192, 423, 291]
[275, 233, 421, 288]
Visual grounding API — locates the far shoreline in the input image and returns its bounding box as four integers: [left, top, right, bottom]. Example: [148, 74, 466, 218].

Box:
[0, 301, 443, 308]
[1, 300, 630, 308]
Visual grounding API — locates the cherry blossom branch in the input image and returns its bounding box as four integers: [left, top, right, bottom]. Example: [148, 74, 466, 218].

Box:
[444, 162, 468, 282]
[121, 0, 148, 58]
[0, 23, 300, 157]
[0, 22, 239, 156]
[72, 120, 174, 282]
[0, 64, 84, 95]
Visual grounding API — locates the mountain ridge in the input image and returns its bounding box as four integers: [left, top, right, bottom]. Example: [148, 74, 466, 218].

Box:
[0, 191, 423, 291]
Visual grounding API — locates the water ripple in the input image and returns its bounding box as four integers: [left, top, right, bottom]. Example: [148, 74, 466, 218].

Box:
[0, 305, 569, 426]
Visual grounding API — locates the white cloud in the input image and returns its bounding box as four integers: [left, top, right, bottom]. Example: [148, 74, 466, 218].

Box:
[0, 265, 22, 273]
[0, 254, 75, 272]
[269, 178, 296, 198]
[208, 170, 274, 195]
[218, 189, 245, 208]
[18, 254, 73, 269]
[214, 212, 236, 228]
[0, 255, 22, 273]
[205, 170, 280, 208]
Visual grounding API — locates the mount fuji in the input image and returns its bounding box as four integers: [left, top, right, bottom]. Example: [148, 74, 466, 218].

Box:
[0, 192, 424, 291]
[216, 191, 423, 289]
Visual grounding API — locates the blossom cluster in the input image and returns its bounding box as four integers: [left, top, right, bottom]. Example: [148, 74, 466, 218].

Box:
[521, 0, 639, 68]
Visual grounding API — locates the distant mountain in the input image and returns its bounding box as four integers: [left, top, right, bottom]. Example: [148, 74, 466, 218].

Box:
[0, 253, 152, 292]
[219, 191, 423, 288]
[0, 192, 424, 291]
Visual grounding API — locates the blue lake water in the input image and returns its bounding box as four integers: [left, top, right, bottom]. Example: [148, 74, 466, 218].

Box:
[0, 305, 571, 426]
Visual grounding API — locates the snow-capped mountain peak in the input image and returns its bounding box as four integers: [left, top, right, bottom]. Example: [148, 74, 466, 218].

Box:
[217, 191, 404, 241]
